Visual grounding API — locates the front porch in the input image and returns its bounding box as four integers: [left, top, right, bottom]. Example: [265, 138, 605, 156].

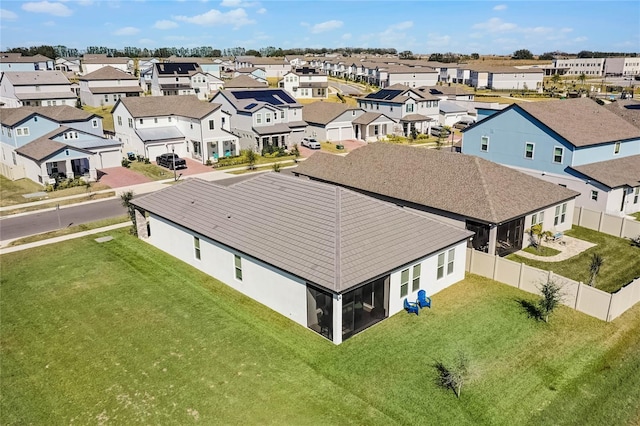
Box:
[467, 217, 525, 257]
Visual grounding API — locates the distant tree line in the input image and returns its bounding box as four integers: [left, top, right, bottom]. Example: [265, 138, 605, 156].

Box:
[576, 50, 638, 58]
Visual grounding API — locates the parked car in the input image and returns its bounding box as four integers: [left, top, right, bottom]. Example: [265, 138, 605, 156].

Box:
[156, 153, 187, 170]
[301, 137, 321, 149]
[453, 119, 475, 130]
[430, 125, 451, 137]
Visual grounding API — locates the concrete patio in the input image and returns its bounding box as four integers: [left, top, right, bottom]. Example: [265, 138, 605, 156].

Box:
[514, 235, 596, 262]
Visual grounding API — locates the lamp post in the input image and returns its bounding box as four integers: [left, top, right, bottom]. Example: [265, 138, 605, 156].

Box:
[172, 146, 176, 182]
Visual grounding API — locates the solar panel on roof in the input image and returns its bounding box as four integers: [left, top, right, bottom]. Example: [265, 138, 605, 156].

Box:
[245, 103, 258, 110]
[366, 89, 403, 100]
[232, 89, 296, 106]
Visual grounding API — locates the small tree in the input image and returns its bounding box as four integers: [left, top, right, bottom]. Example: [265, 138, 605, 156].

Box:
[244, 149, 257, 170]
[291, 144, 300, 162]
[538, 277, 563, 322]
[272, 162, 281, 173]
[588, 253, 604, 287]
[120, 190, 137, 236]
[434, 350, 470, 399]
[578, 73, 587, 89]
[526, 223, 553, 252]
[551, 73, 562, 86]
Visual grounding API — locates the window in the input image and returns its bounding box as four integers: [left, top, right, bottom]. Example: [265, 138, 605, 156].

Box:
[128, 118, 133, 128]
[234, 255, 243, 281]
[154, 118, 158, 124]
[168, 117, 172, 122]
[614, 142, 621, 154]
[553, 147, 564, 164]
[554, 203, 567, 226]
[194, 237, 201, 260]
[481, 136, 489, 152]
[437, 253, 445, 280]
[447, 249, 455, 275]
[92, 119, 98, 128]
[400, 268, 409, 297]
[104, 95, 109, 102]
[139, 119, 144, 125]
[266, 113, 271, 123]
[412, 264, 421, 292]
[16, 128, 22, 136]
[525, 142, 534, 159]
[634, 187, 639, 204]
[531, 211, 545, 226]
[591, 190, 598, 201]
[256, 113, 262, 124]
[190, 122, 193, 129]
[209, 119, 214, 130]
[406, 103, 414, 113]
[117, 116, 122, 126]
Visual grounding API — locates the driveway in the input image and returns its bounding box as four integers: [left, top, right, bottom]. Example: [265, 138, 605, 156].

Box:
[299, 139, 366, 158]
[97, 166, 152, 188]
[169, 158, 213, 177]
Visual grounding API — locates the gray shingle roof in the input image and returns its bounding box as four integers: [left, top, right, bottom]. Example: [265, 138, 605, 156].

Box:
[0, 106, 95, 126]
[302, 102, 359, 125]
[15, 137, 67, 161]
[515, 98, 640, 147]
[115, 95, 221, 119]
[136, 127, 185, 142]
[82, 55, 129, 64]
[439, 100, 467, 114]
[15, 126, 116, 161]
[88, 86, 142, 94]
[131, 173, 472, 292]
[571, 154, 640, 188]
[602, 100, 640, 129]
[2, 71, 70, 86]
[293, 144, 579, 224]
[224, 75, 268, 88]
[16, 91, 76, 100]
[80, 66, 137, 81]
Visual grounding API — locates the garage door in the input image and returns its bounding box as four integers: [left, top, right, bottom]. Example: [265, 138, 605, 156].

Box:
[327, 126, 354, 142]
[99, 149, 122, 168]
[146, 144, 168, 161]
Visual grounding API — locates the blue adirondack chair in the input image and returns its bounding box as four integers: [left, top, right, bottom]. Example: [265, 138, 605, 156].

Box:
[417, 290, 432, 309]
[404, 298, 419, 315]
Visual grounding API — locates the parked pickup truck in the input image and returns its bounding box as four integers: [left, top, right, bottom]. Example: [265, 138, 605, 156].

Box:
[156, 153, 187, 170]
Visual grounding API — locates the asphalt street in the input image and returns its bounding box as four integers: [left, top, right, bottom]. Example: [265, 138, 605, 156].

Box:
[0, 198, 127, 241]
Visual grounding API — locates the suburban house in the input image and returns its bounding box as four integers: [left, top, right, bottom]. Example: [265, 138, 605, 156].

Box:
[55, 57, 81, 74]
[487, 67, 544, 91]
[0, 53, 54, 72]
[81, 54, 130, 75]
[439, 100, 469, 126]
[79, 66, 142, 107]
[375, 64, 439, 89]
[233, 67, 268, 84]
[279, 67, 328, 99]
[224, 75, 268, 89]
[210, 88, 306, 152]
[461, 98, 640, 216]
[0, 71, 76, 108]
[301, 101, 363, 141]
[357, 84, 440, 137]
[293, 144, 579, 256]
[151, 62, 219, 100]
[111, 95, 239, 163]
[234, 57, 291, 79]
[415, 85, 475, 102]
[130, 172, 473, 344]
[0, 105, 120, 183]
[352, 112, 398, 142]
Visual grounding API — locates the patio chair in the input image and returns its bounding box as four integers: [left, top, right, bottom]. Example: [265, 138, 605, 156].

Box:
[404, 298, 419, 315]
[417, 290, 432, 309]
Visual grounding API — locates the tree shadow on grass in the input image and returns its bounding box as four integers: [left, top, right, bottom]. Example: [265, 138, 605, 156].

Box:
[517, 298, 543, 321]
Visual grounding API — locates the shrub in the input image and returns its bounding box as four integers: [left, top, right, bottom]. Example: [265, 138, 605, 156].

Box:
[144, 157, 150, 164]
[272, 162, 281, 173]
[205, 159, 212, 166]
[121, 158, 131, 168]
[45, 184, 54, 192]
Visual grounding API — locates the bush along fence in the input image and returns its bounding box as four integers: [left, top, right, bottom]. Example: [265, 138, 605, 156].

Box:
[465, 248, 640, 322]
[573, 206, 640, 239]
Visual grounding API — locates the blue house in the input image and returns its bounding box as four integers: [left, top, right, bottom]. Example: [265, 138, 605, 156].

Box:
[462, 98, 640, 216]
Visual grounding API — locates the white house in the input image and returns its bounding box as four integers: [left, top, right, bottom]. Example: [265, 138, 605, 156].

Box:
[130, 173, 473, 344]
[280, 67, 328, 99]
[234, 57, 291, 79]
[55, 57, 81, 74]
[210, 88, 306, 152]
[301, 101, 363, 141]
[488, 67, 544, 91]
[79, 66, 142, 107]
[0, 53, 53, 72]
[151, 62, 218, 100]
[112, 95, 239, 163]
[352, 112, 398, 142]
[0, 105, 120, 184]
[233, 67, 267, 84]
[0, 71, 76, 108]
[357, 84, 440, 137]
[377, 65, 439, 89]
[81, 54, 130, 75]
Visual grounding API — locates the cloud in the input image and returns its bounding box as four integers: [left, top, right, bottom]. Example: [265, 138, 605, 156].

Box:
[154, 19, 178, 29]
[113, 26, 140, 36]
[493, 4, 507, 11]
[574, 36, 587, 42]
[472, 17, 517, 33]
[0, 8, 18, 20]
[220, 0, 259, 7]
[388, 21, 413, 31]
[138, 38, 155, 45]
[174, 8, 254, 28]
[342, 33, 352, 41]
[21, 1, 72, 17]
[43, 20, 55, 26]
[256, 7, 266, 14]
[311, 20, 343, 34]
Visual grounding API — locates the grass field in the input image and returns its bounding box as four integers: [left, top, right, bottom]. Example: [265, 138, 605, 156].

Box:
[128, 161, 174, 181]
[508, 226, 640, 293]
[82, 105, 115, 132]
[2, 229, 640, 424]
[0, 176, 112, 208]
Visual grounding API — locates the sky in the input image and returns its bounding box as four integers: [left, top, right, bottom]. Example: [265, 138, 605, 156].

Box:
[0, 0, 639, 55]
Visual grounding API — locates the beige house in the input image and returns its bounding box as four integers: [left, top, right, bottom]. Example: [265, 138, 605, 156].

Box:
[0, 71, 76, 108]
[79, 66, 142, 107]
[280, 67, 328, 99]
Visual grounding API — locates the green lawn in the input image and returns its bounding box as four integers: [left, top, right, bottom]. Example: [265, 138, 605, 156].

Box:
[507, 226, 640, 293]
[2, 231, 640, 425]
[128, 160, 174, 181]
[632, 212, 640, 221]
[82, 105, 115, 132]
[0, 175, 112, 208]
[522, 245, 562, 257]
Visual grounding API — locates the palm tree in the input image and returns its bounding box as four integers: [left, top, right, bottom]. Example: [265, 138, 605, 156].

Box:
[527, 223, 552, 253]
[578, 73, 587, 91]
[588, 253, 604, 287]
[551, 73, 561, 86]
[120, 190, 137, 236]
